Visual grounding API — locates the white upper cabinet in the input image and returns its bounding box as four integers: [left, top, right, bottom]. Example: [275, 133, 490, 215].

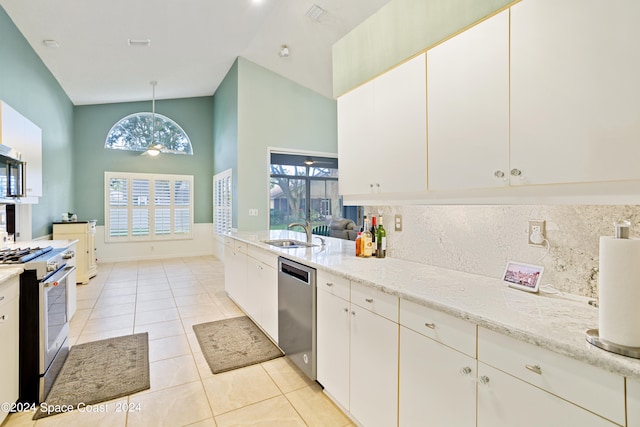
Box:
[0, 101, 42, 199]
[427, 10, 510, 191]
[338, 53, 427, 198]
[510, 0, 640, 185]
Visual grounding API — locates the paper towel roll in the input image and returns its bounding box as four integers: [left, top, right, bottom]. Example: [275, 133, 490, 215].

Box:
[599, 236, 640, 347]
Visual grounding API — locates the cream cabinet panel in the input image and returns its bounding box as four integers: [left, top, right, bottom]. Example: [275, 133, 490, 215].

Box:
[399, 326, 476, 427]
[0, 101, 42, 198]
[427, 10, 509, 191]
[0, 276, 19, 425]
[350, 304, 398, 427]
[628, 378, 640, 426]
[477, 363, 618, 427]
[316, 284, 350, 410]
[338, 53, 427, 198]
[246, 253, 278, 342]
[510, 0, 640, 185]
[53, 222, 97, 284]
[224, 239, 248, 311]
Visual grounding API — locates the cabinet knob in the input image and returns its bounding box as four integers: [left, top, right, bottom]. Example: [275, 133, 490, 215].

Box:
[351, 311, 356, 316]
[459, 366, 472, 376]
[325, 282, 334, 287]
[510, 168, 522, 177]
[479, 376, 490, 385]
[365, 298, 373, 303]
[525, 364, 542, 375]
[0, 296, 4, 302]
[494, 170, 505, 178]
[0, 314, 5, 321]
[343, 307, 349, 313]
[424, 322, 436, 329]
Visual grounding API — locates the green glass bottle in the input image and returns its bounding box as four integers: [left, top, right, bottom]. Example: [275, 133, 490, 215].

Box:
[376, 216, 386, 258]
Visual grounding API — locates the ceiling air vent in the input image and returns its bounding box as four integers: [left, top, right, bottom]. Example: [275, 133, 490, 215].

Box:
[305, 4, 326, 22]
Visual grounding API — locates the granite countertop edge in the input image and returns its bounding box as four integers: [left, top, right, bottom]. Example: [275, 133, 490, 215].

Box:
[226, 231, 640, 380]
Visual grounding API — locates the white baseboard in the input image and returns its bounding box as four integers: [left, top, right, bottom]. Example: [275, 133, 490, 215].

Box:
[95, 223, 216, 263]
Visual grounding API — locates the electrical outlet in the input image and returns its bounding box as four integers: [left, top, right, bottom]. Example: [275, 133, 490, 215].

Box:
[395, 214, 403, 232]
[249, 209, 258, 216]
[528, 220, 546, 247]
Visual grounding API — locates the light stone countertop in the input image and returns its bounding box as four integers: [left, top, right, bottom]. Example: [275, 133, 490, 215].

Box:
[0, 267, 23, 284]
[227, 230, 640, 380]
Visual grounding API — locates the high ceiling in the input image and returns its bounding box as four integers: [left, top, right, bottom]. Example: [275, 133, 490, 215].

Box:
[0, 0, 390, 105]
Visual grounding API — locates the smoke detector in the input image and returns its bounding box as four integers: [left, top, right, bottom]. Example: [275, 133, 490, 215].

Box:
[279, 45, 290, 58]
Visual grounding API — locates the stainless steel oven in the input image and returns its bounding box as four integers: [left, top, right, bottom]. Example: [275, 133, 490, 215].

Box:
[0, 246, 78, 403]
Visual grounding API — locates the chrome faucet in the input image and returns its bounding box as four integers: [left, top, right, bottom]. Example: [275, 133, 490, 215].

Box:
[288, 220, 312, 243]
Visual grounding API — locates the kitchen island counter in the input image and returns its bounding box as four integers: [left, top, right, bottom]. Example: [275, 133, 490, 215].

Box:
[226, 230, 640, 381]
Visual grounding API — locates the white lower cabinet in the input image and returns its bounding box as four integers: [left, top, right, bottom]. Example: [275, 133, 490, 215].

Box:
[350, 304, 398, 427]
[399, 326, 476, 427]
[477, 363, 618, 427]
[628, 378, 640, 427]
[246, 252, 278, 342]
[224, 239, 248, 310]
[316, 281, 350, 409]
[478, 327, 624, 427]
[0, 275, 19, 425]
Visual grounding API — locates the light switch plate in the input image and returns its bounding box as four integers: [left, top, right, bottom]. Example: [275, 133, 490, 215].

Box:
[395, 214, 403, 232]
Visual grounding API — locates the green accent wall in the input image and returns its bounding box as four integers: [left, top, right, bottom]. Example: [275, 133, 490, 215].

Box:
[332, 0, 516, 97]
[0, 6, 75, 238]
[213, 60, 239, 228]
[213, 57, 337, 231]
[73, 97, 214, 225]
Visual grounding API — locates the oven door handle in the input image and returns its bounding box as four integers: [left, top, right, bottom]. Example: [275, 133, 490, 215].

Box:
[43, 265, 76, 288]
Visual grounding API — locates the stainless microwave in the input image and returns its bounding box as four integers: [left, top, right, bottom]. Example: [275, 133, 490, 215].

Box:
[0, 145, 26, 198]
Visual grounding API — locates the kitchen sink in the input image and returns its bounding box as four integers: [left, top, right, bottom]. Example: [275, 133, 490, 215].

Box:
[262, 239, 317, 248]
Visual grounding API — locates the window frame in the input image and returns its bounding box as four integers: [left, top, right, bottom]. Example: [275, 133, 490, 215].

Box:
[104, 171, 194, 242]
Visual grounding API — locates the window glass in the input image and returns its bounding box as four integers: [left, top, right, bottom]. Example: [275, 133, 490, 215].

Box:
[105, 112, 193, 155]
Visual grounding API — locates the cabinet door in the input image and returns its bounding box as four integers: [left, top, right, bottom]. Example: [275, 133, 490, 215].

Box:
[372, 53, 427, 195]
[338, 54, 427, 197]
[337, 79, 376, 195]
[316, 288, 350, 410]
[0, 286, 19, 424]
[477, 363, 618, 427]
[350, 305, 398, 427]
[628, 378, 640, 427]
[510, 0, 640, 185]
[399, 326, 476, 427]
[246, 257, 278, 342]
[224, 248, 247, 311]
[427, 11, 509, 191]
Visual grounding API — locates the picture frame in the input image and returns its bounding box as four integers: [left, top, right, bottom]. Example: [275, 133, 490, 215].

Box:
[502, 261, 544, 293]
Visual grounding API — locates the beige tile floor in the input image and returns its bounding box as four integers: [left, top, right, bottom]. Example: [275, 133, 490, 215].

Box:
[3, 256, 353, 427]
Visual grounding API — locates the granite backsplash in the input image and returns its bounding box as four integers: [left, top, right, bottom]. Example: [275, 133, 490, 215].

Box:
[366, 205, 640, 299]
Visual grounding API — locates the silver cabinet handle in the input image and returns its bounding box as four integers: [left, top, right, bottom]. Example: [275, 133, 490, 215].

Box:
[424, 322, 436, 329]
[525, 364, 542, 375]
[365, 298, 373, 303]
[510, 168, 522, 176]
[494, 170, 505, 178]
[460, 366, 472, 376]
[0, 314, 5, 321]
[343, 307, 349, 313]
[351, 311, 356, 316]
[0, 296, 4, 302]
[479, 376, 490, 385]
[325, 282, 334, 287]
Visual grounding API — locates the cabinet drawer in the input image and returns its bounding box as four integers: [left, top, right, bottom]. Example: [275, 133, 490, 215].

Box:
[400, 299, 476, 358]
[0, 277, 19, 307]
[224, 238, 247, 254]
[351, 281, 398, 322]
[478, 327, 625, 425]
[317, 270, 350, 301]
[248, 246, 277, 267]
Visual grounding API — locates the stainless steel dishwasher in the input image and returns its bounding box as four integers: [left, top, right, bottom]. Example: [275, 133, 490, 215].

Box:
[278, 257, 317, 380]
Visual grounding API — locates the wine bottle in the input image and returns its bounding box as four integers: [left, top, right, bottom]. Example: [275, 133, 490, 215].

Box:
[362, 218, 373, 257]
[376, 216, 387, 258]
[370, 216, 377, 257]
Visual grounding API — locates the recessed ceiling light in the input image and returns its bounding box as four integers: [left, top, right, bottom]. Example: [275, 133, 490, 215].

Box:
[305, 4, 326, 21]
[128, 39, 151, 47]
[42, 40, 60, 48]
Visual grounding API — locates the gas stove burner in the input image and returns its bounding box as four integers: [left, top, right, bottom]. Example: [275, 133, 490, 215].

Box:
[0, 246, 54, 264]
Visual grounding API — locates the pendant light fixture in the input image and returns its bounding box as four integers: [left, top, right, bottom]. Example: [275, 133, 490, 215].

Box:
[145, 80, 163, 156]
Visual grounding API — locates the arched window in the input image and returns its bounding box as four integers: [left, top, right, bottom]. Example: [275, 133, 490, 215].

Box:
[105, 112, 193, 155]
